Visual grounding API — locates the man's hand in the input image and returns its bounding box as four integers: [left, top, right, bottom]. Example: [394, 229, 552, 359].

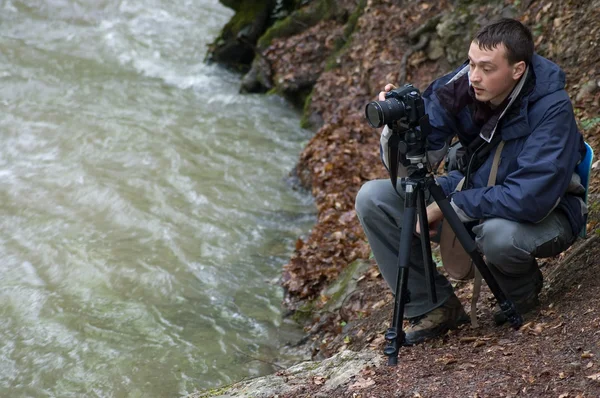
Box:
[415, 202, 444, 237]
[378, 83, 397, 101]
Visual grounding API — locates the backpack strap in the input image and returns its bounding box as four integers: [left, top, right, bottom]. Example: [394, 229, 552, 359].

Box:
[470, 141, 505, 327]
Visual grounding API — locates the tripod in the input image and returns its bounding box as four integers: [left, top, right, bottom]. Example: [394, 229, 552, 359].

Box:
[383, 169, 523, 366]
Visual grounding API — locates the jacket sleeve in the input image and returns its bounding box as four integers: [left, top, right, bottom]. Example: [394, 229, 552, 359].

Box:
[451, 99, 581, 223]
[436, 170, 465, 196]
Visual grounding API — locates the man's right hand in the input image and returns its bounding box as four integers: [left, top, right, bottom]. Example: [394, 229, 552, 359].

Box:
[378, 83, 397, 101]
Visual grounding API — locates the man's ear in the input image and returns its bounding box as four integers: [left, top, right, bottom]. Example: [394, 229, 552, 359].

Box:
[512, 61, 526, 80]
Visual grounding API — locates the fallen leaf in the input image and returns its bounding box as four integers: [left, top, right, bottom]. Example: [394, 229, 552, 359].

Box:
[349, 377, 375, 390]
[582, 351, 594, 359]
[551, 322, 565, 329]
[587, 372, 600, 382]
[313, 376, 327, 385]
[459, 363, 476, 370]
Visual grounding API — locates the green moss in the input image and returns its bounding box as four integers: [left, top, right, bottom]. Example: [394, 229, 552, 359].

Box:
[300, 89, 314, 128]
[292, 300, 315, 324]
[342, 0, 365, 43]
[324, 0, 366, 72]
[194, 385, 233, 398]
[322, 260, 368, 313]
[225, 1, 271, 38]
[581, 117, 600, 131]
[257, 0, 337, 50]
[206, 0, 276, 69]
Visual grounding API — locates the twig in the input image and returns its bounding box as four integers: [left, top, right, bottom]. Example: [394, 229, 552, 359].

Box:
[408, 13, 444, 41]
[397, 12, 444, 85]
[397, 33, 430, 85]
[233, 347, 286, 370]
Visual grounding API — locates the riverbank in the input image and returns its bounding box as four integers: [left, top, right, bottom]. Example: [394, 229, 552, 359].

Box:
[195, 0, 600, 396]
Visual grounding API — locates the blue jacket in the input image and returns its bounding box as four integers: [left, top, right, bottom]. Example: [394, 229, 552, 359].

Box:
[422, 54, 586, 235]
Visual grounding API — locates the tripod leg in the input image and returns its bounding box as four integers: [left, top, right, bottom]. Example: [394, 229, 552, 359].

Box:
[427, 181, 523, 329]
[417, 188, 437, 304]
[384, 182, 417, 366]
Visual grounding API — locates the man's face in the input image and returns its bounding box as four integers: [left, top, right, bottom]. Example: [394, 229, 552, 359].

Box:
[468, 41, 524, 106]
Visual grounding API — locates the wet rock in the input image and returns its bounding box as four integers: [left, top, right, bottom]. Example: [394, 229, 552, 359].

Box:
[241, 56, 273, 93]
[188, 349, 379, 398]
[206, 0, 278, 71]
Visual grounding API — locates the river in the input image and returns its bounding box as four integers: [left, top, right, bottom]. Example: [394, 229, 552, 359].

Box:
[0, 0, 315, 396]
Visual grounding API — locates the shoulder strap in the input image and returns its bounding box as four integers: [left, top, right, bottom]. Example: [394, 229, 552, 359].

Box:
[470, 140, 505, 327]
[487, 141, 505, 186]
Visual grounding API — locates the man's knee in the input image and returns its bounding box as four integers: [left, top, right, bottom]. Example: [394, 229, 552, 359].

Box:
[355, 179, 396, 219]
[474, 218, 532, 268]
[355, 180, 375, 219]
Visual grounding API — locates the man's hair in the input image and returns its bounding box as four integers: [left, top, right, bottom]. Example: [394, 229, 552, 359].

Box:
[473, 18, 534, 66]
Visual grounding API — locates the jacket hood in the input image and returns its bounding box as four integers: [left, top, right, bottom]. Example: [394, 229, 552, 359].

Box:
[528, 53, 566, 103]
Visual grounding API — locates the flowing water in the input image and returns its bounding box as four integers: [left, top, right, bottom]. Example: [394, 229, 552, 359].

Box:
[0, 1, 316, 396]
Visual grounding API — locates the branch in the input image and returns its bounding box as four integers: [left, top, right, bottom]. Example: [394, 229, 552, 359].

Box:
[233, 347, 286, 370]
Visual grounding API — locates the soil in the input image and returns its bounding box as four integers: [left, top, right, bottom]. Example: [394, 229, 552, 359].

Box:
[260, 0, 600, 396]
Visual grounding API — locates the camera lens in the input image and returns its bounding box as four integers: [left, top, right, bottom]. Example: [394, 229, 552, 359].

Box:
[365, 102, 384, 128]
[364, 98, 406, 128]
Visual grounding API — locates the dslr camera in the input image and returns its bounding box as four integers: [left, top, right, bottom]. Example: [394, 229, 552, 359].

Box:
[364, 84, 432, 174]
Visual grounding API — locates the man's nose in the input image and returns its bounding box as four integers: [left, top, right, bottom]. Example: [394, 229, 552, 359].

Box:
[470, 69, 481, 82]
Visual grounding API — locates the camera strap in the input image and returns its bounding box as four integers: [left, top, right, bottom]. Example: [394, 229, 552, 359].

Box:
[388, 132, 401, 191]
[458, 132, 504, 188]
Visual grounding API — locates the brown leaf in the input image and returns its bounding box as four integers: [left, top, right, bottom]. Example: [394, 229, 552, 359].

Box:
[473, 340, 486, 348]
[313, 375, 327, 385]
[582, 351, 594, 359]
[349, 377, 375, 390]
[587, 372, 600, 382]
[586, 362, 594, 369]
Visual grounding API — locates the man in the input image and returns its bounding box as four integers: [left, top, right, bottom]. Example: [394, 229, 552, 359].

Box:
[355, 18, 586, 345]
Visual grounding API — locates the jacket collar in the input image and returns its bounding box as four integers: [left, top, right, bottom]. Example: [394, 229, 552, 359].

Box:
[435, 62, 535, 142]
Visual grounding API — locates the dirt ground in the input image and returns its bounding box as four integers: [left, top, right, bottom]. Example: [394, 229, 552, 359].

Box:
[265, 0, 600, 396]
[278, 235, 600, 397]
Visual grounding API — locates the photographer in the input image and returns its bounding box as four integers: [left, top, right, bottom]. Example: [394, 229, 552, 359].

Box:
[355, 18, 586, 345]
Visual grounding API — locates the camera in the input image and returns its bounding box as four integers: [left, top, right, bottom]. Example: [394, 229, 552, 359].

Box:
[365, 84, 425, 128]
[364, 84, 431, 174]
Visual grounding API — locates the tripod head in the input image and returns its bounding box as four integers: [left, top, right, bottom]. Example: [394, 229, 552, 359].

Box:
[365, 84, 434, 188]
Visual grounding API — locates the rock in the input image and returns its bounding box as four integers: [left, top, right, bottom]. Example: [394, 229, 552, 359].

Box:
[427, 37, 445, 61]
[322, 259, 371, 313]
[206, 1, 278, 71]
[188, 349, 379, 398]
[434, 0, 518, 66]
[241, 57, 273, 93]
[576, 80, 600, 102]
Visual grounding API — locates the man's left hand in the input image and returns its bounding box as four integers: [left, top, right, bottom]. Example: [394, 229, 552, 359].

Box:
[415, 202, 444, 237]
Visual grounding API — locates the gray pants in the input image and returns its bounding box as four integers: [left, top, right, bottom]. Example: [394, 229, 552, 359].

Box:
[355, 179, 575, 318]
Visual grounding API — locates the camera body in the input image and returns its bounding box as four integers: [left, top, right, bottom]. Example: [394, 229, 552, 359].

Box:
[365, 84, 431, 172]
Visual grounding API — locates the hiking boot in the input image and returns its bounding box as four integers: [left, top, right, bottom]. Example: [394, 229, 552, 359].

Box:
[493, 267, 543, 325]
[404, 295, 469, 345]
